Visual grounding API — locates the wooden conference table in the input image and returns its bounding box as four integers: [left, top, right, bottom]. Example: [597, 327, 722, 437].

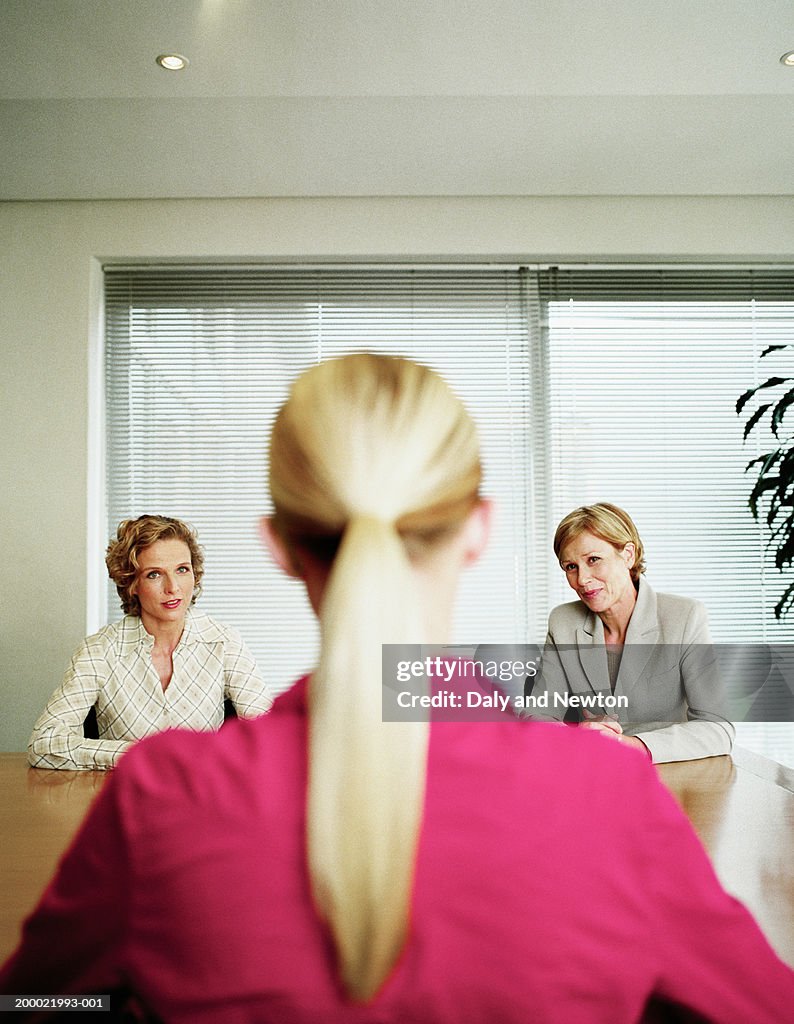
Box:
[1, 748, 794, 967]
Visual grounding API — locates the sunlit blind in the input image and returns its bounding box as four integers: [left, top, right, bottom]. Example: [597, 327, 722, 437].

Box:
[105, 267, 536, 693]
[536, 267, 794, 643]
[104, 263, 794, 766]
[536, 267, 794, 766]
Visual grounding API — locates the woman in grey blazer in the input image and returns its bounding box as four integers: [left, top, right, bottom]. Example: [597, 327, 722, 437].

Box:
[535, 502, 734, 763]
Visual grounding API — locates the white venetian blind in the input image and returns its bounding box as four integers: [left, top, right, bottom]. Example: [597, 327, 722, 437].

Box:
[536, 266, 794, 647]
[536, 266, 794, 768]
[104, 266, 537, 694]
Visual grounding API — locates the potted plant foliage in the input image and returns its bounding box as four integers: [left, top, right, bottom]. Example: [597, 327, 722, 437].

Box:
[737, 345, 794, 618]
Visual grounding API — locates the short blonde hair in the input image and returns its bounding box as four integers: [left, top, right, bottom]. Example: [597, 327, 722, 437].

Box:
[105, 515, 204, 614]
[553, 502, 646, 581]
[269, 352, 481, 1001]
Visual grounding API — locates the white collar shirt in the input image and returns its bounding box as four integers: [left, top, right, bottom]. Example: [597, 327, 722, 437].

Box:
[28, 610, 273, 771]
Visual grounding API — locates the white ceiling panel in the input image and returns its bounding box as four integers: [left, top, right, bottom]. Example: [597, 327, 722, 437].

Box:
[1, 0, 792, 198]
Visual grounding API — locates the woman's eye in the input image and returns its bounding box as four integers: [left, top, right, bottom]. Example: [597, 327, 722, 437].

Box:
[146, 571, 160, 579]
[176, 565, 191, 574]
[588, 557, 600, 564]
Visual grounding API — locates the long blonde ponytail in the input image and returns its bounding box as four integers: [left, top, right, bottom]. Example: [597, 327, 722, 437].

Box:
[269, 354, 481, 1000]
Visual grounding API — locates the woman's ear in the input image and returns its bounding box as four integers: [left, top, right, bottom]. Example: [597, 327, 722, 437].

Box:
[623, 542, 636, 569]
[460, 499, 494, 567]
[259, 517, 303, 579]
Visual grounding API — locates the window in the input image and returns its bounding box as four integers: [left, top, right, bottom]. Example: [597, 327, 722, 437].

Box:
[539, 267, 794, 642]
[105, 267, 535, 691]
[538, 267, 794, 765]
[105, 264, 794, 764]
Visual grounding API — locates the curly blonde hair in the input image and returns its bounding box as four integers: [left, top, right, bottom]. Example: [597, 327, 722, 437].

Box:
[105, 515, 204, 614]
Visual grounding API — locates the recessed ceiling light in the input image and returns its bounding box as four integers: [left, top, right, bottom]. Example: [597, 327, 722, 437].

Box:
[156, 53, 189, 71]
[780, 51, 794, 67]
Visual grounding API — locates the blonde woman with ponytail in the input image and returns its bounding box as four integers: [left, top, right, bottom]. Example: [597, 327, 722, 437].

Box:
[4, 353, 793, 1023]
[263, 354, 487, 1001]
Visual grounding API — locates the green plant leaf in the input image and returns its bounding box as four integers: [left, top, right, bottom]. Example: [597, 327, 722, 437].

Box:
[769, 516, 794, 542]
[743, 402, 772, 439]
[739, 358, 794, 617]
[736, 376, 791, 415]
[771, 389, 794, 437]
[745, 449, 783, 474]
[774, 580, 794, 620]
[774, 530, 794, 569]
[777, 448, 794, 485]
[749, 475, 781, 518]
[765, 497, 786, 526]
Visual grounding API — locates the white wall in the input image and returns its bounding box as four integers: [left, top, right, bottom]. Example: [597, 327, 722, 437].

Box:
[2, 194, 793, 751]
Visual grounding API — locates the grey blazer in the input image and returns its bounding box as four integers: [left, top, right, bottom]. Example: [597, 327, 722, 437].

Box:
[536, 578, 734, 763]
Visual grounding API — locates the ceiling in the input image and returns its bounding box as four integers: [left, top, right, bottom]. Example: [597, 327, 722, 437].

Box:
[1, 0, 792, 200]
